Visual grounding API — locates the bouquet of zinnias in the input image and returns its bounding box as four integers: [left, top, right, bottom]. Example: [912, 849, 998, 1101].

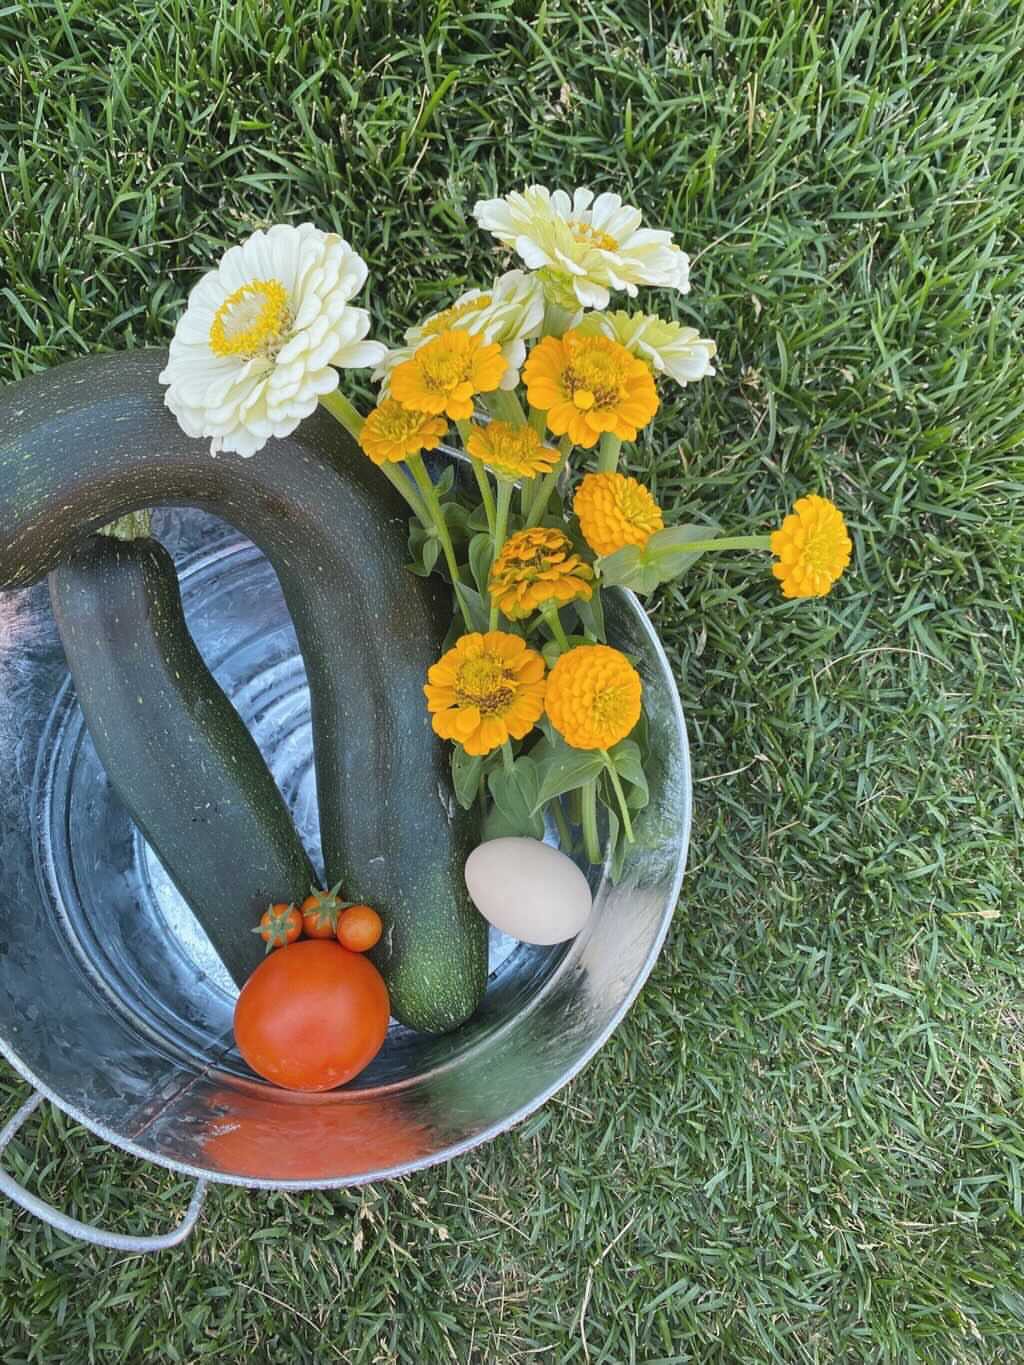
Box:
[161, 187, 852, 879]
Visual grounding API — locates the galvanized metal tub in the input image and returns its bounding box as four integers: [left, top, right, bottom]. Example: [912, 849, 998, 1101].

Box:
[0, 490, 690, 1251]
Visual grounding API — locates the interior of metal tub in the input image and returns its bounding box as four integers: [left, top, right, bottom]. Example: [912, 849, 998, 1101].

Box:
[0, 508, 689, 1186]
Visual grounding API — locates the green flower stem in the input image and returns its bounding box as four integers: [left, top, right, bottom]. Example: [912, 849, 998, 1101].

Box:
[581, 777, 602, 866]
[528, 404, 548, 438]
[484, 389, 528, 425]
[601, 750, 635, 844]
[586, 586, 607, 643]
[380, 462, 431, 526]
[597, 434, 622, 474]
[542, 297, 576, 337]
[319, 388, 431, 525]
[501, 740, 515, 775]
[542, 604, 570, 651]
[525, 435, 573, 528]
[407, 454, 474, 632]
[489, 480, 514, 629]
[551, 796, 573, 852]
[454, 419, 498, 534]
[319, 388, 365, 440]
[471, 458, 497, 535]
[99, 510, 152, 540]
[649, 533, 772, 557]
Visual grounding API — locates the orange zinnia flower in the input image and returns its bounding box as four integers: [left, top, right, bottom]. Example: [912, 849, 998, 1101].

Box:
[770, 495, 852, 599]
[390, 329, 507, 421]
[488, 527, 594, 620]
[465, 421, 559, 481]
[545, 644, 642, 750]
[424, 631, 547, 756]
[573, 471, 664, 557]
[358, 398, 448, 465]
[522, 330, 659, 448]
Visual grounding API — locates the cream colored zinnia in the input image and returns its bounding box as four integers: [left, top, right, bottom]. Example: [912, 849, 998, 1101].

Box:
[472, 186, 691, 310]
[373, 269, 544, 392]
[575, 310, 716, 387]
[159, 223, 386, 457]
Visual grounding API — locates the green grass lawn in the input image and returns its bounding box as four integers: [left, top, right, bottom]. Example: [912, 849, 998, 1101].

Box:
[2, 1, 1023, 1360]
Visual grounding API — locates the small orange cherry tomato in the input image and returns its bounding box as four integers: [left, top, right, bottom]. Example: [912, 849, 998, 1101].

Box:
[301, 880, 345, 939]
[337, 904, 383, 953]
[253, 902, 302, 953]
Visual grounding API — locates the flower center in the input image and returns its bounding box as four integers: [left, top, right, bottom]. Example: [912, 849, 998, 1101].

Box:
[455, 656, 515, 713]
[375, 399, 428, 439]
[518, 548, 555, 575]
[421, 295, 492, 338]
[565, 346, 628, 410]
[209, 279, 290, 359]
[420, 342, 473, 393]
[803, 527, 838, 572]
[619, 484, 662, 535]
[568, 220, 619, 252]
[493, 429, 539, 460]
[592, 683, 629, 728]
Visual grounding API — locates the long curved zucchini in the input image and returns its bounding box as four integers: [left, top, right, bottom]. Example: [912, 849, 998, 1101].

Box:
[0, 349, 486, 1033]
[50, 533, 315, 988]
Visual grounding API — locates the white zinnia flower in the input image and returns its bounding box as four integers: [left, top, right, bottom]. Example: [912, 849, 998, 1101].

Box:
[159, 223, 386, 457]
[373, 269, 544, 392]
[575, 310, 717, 387]
[472, 186, 691, 310]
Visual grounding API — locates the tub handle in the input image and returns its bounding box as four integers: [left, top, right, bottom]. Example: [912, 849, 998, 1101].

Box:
[0, 1090, 207, 1253]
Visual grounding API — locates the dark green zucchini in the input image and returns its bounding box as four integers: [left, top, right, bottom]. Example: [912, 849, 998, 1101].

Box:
[49, 533, 314, 988]
[0, 349, 485, 1032]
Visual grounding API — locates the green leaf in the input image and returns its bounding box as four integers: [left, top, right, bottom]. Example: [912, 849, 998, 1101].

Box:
[608, 738, 649, 807]
[574, 588, 607, 642]
[603, 804, 629, 884]
[406, 523, 440, 577]
[468, 532, 495, 597]
[541, 633, 589, 670]
[631, 702, 650, 763]
[422, 536, 440, 574]
[597, 524, 721, 595]
[434, 464, 456, 497]
[485, 756, 545, 839]
[530, 739, 606, 812]
[541, 638, 562, 670]
[444, 502, 474, 541]
[523, 730, 554, 768]
[534, 714, 556, 745]
[468, 503, 491, 533]
[451, 745, 484, 811]
[454, 582, 491, 632]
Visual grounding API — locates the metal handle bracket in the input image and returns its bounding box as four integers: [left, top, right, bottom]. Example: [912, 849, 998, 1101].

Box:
[0, 1090, 207, 1253]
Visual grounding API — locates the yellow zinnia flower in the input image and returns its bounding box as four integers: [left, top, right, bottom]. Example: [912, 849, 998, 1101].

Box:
[522, 330, 659, 448]
[545, 644, 642, 750]
[424, 631, 547, 756]
[465, 421, 559, 482]
[770, 495, 852, 599]
[573, 471, 664, 558]
[488, 527, 594, 620]
[359, 398, 448, 465]
[390, 329, 507, 421]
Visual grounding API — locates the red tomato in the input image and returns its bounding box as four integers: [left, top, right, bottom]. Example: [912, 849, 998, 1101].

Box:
[233, 940, 390, 1091]
[300, 880, 345, 938]
[252, 902, 302, 952]
[337, 904, 383, 953]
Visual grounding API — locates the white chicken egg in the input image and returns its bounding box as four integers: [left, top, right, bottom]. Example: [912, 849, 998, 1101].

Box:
[464, 837, 593, 945]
